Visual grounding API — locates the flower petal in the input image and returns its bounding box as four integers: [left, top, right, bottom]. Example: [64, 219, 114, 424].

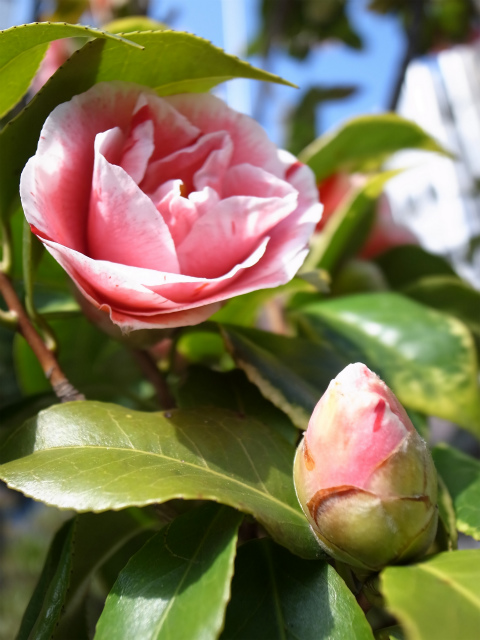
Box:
[20, 82, 148, 253]
[88, 136, 179, 273]
[177, 193, 298, 278]
[165, 93, 284, 176]
[119, 96, 155, 184]
[141, 131, 232, 196]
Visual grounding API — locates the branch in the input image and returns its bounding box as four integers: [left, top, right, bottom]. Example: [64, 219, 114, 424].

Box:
[0, 272, 84, 402]
[132, 348, 176, 410]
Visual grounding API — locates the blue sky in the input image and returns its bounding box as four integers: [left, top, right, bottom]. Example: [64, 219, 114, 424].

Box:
[149, 0, 406, 144]
[3, 0, 406, 145]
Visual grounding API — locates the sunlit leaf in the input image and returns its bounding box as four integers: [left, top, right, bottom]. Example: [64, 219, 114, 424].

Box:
[293, 293, 480, 435]
[0, 21, 139, 118]
[0, 402, 319, 558]
[95, 504, 241, 640]
[299, 114, 450, 182]
[381, 551, 480, 640]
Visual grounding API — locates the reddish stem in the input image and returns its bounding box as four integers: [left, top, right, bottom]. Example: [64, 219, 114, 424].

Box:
[0, 272, 84, 402]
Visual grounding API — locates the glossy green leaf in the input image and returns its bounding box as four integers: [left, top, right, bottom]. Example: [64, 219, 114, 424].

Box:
[0, 21, 139, 118]
[294, 293, 480, 435]
[299, 113, 450, 182]
[381, 551, 480, 640]
[221, 539, 374, 640]
[0, 30, 291, 218]
[0, 401, 319, 558]
[16, 518, 76, 640]
[95, 504, 241, 640]
[403, 276, 480, 352]
[221, 324, 349, 429]
[174, 365, 298, 445]
[433, 444, 480, 541]
[307, 172, 397, 274]
[375, 245, 457, 290]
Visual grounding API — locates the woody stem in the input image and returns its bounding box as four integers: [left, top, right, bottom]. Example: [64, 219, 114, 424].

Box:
[0, 271, 84, 402]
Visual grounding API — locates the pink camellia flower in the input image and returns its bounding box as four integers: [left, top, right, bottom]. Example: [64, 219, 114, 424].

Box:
[294, 363, 438, 572]
[21, 82, 322, 333]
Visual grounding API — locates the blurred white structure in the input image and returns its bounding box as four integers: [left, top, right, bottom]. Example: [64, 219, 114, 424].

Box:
[385, 43, 480, 285]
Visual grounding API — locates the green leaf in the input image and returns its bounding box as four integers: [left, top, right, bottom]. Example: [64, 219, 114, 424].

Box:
[294, 293, 480, 435]
[375, 245, 457, 290]
[299, 113, 450, 182]
[403, 276, 480, 352]
[381, 550, 480, 640]
[0, 21, 139, 119]
[0, 402, 319, 559]
[221, 324, 349, 429]
[95, 504, 242, 640]
[16, 518, 76, 640]
[0, 31, 292, 219]
[174, 365, 298, 445]
[433, 444, 480, 541]
[221, 539, 374, 640]
[307, 172, 398, 274]
[435, 475, 458, 552]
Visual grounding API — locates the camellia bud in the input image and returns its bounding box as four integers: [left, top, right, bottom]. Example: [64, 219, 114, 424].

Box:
[294, 363, 438, 572]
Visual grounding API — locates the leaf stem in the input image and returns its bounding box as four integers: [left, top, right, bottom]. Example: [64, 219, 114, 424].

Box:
[0, 271, 84, 402]
[132, 348, 176, 410]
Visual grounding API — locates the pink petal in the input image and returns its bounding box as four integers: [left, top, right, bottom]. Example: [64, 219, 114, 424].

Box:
[141, 131, 232, 196]
[40, 234, 269, 314]
[165, 93, 284, 176]
[20, 83, 149, 253]
[106, 302, 222, 331]
[151, 180, 201, 246]
[88, 136, 179, 273]
[222, 164, 297, 199]
[142, 93, 200, 163]
[177, 193, 298, 278]
[119, 96, 155, 184]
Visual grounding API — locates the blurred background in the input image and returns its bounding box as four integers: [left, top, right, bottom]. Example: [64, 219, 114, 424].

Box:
[1, 1, 480, 637]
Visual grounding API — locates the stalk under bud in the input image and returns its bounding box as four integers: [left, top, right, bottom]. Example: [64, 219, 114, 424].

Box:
[294, 363, 438, 572]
